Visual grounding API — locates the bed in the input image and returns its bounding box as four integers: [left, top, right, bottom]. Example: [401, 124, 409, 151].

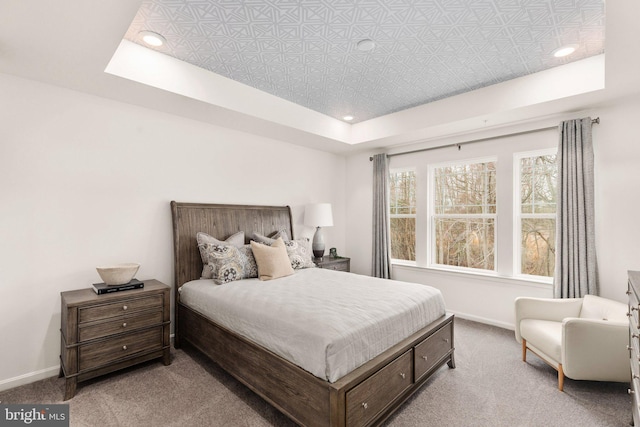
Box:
[170, 201, 455, 427]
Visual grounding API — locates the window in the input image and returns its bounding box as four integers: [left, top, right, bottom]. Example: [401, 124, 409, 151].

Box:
[387, 129, 558, 285]
[389, 169, 416, 261]
[431, 159, 497, 271]
[515, 150, 557, 278]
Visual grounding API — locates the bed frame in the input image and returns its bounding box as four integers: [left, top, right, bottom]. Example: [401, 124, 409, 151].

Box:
[170, 201, 455, 427]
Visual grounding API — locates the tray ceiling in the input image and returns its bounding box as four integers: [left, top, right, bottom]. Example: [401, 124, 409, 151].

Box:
[123, 0, 604, 123]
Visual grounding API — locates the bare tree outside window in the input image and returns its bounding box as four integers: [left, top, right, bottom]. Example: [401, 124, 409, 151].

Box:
[389, 170, 416, 261]
[433, 161, 496, 271]
[518, 153, 557, 277]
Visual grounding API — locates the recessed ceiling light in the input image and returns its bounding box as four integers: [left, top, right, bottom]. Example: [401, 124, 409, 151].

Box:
[356, 39, 375, 52]
[553, 44, 578, 58]
[139, 30, 166, 48]
[343, 115, 354, 121]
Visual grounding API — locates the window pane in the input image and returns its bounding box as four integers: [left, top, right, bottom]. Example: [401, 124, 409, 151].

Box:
[434, 218, 495, 270]
[390, 171, 416, 215]
[434, 162, 496, 214]
[391, 217, 416, 261]
[390, 170, 416, 261]
[520, 155, 557, 214]
[521, 218, 556, 277]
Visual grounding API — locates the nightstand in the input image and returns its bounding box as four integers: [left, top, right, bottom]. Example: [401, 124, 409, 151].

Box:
[314, 255, 350, 272]
[60, 279, 170, 400]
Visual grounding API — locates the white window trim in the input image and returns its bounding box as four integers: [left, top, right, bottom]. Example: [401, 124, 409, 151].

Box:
[513, 148, 557, 283]
[427, 156, 498, 274]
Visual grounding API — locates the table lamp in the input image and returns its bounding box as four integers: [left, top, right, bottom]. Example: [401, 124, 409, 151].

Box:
[304, 203, 333, 260]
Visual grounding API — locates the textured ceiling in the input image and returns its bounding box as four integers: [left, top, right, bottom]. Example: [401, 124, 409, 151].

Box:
[123, 0, 604, 123]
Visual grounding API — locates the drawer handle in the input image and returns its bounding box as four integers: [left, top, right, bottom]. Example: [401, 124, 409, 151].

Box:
[399, 372, 406, 379]
[122, 345, 128, 351]
[628, 313, 633, 317]
[422, 355, 428, 361]
[628, 290, 633, 295]
[634, 334, 639, 339]
[629, 389, 635, 395]
[122, 322, 127, 328]
[628, 345, 633, 351]
[633, 307, 639, 312]
[634, 374, 640, 380]
[444, 338, 450, 343]
[362, 402, 368, 410]
[123, 305, 128, 311]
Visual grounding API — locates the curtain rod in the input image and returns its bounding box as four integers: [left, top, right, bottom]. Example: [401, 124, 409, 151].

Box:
[369, 117, 600, 161]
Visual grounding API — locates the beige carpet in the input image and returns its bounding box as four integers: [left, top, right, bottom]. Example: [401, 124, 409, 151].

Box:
[0, 319, 630, 426]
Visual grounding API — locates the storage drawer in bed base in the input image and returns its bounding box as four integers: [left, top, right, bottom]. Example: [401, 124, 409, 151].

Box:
[178, 302, 455, 427]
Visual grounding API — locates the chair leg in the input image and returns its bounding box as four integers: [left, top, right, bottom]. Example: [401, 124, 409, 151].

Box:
[522, 339, 527, 362]
[558, 364, 564, 392]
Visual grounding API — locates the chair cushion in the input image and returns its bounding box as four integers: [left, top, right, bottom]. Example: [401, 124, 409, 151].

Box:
[520, 319, 562, 364]
[579, 295, 628, 322]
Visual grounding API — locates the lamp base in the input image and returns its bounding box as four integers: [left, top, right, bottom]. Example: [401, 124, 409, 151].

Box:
[312, 226, 325, 261]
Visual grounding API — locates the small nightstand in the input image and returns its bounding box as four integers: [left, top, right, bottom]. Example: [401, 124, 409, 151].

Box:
[60, 279, 170, 400]
[314, 255, 350, 272]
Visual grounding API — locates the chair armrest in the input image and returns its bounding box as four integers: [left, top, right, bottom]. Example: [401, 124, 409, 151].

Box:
[562, 318, 630, 382]
[514, 297, 583, 343]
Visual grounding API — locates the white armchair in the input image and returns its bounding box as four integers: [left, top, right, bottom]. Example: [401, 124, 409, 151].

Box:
[515, 295, 629, 391]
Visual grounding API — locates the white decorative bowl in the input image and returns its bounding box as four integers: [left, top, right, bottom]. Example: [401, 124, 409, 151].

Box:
[96, 263, 140, 286]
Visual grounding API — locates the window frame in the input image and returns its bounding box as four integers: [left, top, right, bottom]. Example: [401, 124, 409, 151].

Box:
[512, 148, 557, 283]
[389, 167, 417, 264]
[427, 156, 498, 274]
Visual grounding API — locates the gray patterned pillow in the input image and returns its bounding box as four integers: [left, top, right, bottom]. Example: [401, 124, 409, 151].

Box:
[283, 238, 316, 269]
[252, 230, 290, 245]
[197, 231, 245, 279]
[238, 245, 258, 279]
[201, 243, 258, 284]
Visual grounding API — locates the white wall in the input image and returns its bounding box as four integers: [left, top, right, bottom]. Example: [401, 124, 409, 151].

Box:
[346, 94, 640, 329]
[3, 70, 640, 392]
[0, 73, 347, 391]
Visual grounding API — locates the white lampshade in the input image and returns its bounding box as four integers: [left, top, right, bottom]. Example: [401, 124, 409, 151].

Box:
[304, 203, 333, 227]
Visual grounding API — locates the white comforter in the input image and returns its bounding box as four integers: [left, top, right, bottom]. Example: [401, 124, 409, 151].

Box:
[179, 267, 446, 382]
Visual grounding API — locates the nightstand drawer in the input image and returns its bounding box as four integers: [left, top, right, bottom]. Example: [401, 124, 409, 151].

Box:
[79, 327, 162, 371]
[314, 256, 350, 272]
[78, 295, 163, 323]
[323, 263, 348, 272]
[78, 310, 163, 342]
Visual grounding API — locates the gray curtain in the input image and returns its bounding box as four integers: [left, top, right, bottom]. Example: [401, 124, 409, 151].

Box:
[372, 154, 391, 279]
[554, 117, 598, 298]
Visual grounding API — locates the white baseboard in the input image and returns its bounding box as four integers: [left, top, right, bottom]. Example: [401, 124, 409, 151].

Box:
[0, 366, 60, 393]
[448, 310, 515, 331]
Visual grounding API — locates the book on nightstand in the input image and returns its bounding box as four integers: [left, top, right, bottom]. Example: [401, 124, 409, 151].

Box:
[92, 279, 144, 295]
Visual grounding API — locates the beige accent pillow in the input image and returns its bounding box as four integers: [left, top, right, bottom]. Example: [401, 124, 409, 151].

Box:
[250, 237, 294, 281]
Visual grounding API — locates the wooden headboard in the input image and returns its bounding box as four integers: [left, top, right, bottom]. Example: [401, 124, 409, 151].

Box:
[170, 201, 293, 292]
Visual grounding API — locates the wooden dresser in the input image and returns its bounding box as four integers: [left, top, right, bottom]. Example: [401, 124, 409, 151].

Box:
[313, 255, 350, 272]
[629, 271, 640, 425]
[60, 279, 170, 400]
